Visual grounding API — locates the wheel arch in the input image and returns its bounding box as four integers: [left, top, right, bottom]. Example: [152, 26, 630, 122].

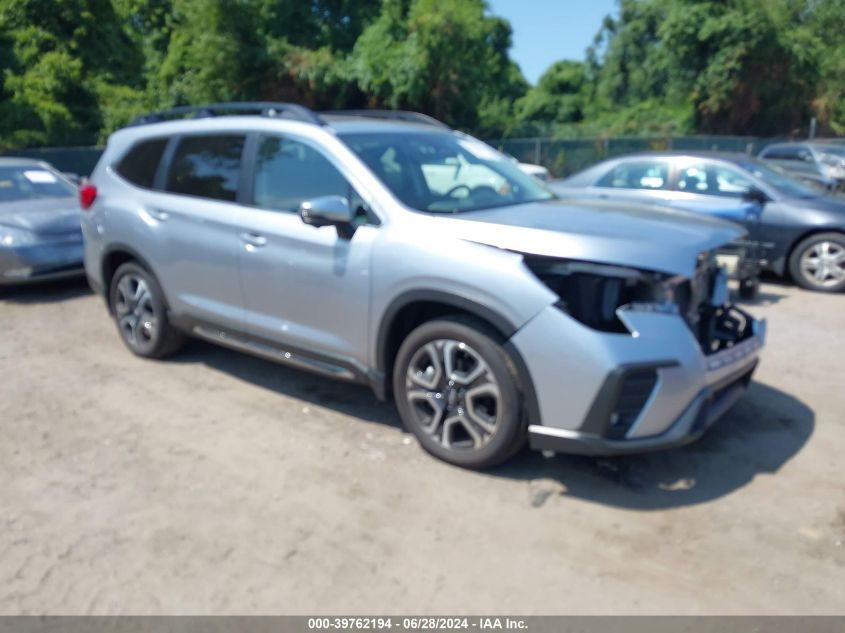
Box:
[785, 227, 845, 274]
[374, 290, 542, 427]
[100, 244, 162, 308]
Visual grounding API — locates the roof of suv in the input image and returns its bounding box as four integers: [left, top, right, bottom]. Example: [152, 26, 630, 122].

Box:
[124, 102, 453, 136]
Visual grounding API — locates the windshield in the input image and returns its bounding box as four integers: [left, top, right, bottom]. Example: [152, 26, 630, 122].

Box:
[0, 165, 76, 203]
[339, 132, 554, 213]
[737, 160, 820, 198]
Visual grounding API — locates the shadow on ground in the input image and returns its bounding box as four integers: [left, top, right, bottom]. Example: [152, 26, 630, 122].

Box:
[172, 340, 813, 510]
[491, 381, 814, 510]
[172, 339, 399, 428]
[0, 276, 91, 304]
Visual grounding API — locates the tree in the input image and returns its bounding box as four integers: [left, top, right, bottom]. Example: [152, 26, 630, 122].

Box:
[0, 0, 144, 147]
[349, 0, 528, 131]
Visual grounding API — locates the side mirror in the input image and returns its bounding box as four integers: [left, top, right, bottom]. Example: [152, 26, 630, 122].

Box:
[299, 196, 355, 232]
[742, 186, 768, 203]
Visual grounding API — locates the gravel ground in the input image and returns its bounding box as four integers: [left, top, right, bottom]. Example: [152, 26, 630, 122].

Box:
[0, 278, 843, 615]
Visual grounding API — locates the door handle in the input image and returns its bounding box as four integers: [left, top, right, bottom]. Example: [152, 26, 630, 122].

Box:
[240, 232, 267, 247]
[145, 208, 169, 221]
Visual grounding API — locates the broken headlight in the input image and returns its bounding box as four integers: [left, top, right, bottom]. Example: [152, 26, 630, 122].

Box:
[523, 256, 688, 334]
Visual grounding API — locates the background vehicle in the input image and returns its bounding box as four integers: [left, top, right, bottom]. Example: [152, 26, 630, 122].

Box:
[758, 142, 845, 191]
[554, 152, 845, 293]
[512, 157, 551, 182]
[0, 158, 84, 286]
[82, 103, 764, 469]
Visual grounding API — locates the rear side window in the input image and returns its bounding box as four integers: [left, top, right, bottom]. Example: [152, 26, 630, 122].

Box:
[166, 135, 246, 202]
[116, 138, 168, 188]
[596, 160, 669, 190]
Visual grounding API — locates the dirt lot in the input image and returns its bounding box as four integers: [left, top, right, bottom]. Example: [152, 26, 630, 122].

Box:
[0, 278, 843, 615]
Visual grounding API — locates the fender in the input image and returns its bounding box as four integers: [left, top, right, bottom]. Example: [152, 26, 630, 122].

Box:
[373, 289, 542, 427]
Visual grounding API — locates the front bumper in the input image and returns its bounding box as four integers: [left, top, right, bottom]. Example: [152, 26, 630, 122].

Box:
[0, 239, 85, 285]
[512, 304, 766, 456]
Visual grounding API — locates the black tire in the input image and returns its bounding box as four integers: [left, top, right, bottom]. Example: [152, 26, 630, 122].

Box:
[109, 262, 184, 358]
[788, 232, 845, 293]
[738, 277, 759, 300]
[392, 316, 525, 469]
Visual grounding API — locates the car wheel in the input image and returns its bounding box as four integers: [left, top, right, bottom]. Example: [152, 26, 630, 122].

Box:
[788, 232, 845, 293]
[392, 317, 525, 469]
[109, 262, 184, 358]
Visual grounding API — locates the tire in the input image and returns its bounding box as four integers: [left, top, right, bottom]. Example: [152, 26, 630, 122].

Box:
[738, 277, 759, 300]
[788, 232, 845, 293]
[109, 262, 184, 358]
[392, 317, 525, 469]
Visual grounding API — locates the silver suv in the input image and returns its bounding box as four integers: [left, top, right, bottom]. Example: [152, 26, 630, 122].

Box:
[81, 103, 766, 468]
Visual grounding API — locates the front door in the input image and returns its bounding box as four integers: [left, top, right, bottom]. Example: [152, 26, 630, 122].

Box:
[236, 134, 376, 371]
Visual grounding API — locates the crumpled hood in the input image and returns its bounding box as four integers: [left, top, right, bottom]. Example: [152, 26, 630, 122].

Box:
[0, 197, 81, 235]
[431, 198, 745, 277]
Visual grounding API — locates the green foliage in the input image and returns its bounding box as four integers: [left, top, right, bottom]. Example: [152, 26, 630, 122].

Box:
[0, 0, 843, 148]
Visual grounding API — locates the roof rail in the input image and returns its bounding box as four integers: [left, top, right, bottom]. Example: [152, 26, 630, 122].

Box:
[129, 102, 326, 127]
[321, 109, 450, 129]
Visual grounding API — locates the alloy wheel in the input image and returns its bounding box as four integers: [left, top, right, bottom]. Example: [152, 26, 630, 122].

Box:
[404, 339, 501, 451]
[800, 240, 845, 288]
[114, 274, 158, 350]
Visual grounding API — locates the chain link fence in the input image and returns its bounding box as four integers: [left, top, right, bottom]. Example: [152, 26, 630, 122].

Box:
[3, 136, 844, 180]
[489, 135, 796, 178]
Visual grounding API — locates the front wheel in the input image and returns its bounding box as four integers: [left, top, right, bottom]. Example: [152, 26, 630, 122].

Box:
[788, 232, 845, 293]
[392, 317, 525, 469]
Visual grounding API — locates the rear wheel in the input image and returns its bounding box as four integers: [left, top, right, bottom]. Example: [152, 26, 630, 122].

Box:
[109, 262, 184, 358]
[392, 317, 525, 469]
[788, 232, 845, 293]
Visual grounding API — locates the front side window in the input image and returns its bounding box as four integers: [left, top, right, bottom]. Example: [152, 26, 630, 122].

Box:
[0, 165, 76, 202]
[596, 161, 669, 190]
[252, 136, 349, 212]
[165, 135, 245, 202]
[116, 138, 168, 188]
[677, 163, 753, 198]
[339, 132, 552, 213]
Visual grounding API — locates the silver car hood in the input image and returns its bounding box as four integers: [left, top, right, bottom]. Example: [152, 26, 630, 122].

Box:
[0, 197, 81, 235]
[432, 198, 745, 277]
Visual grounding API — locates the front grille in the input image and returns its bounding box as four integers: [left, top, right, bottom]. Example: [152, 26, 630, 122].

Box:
[606, 368, 658, 439]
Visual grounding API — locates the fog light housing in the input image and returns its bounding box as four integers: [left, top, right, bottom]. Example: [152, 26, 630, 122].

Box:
[606, 368, 659, 439]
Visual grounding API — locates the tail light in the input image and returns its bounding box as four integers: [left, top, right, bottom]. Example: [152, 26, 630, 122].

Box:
[79, 182, 97, 210]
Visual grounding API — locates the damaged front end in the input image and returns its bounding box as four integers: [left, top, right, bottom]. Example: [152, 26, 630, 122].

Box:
[522, 252, 756, 355]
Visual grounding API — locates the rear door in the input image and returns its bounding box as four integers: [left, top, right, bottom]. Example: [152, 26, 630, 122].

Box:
[145, 133, 247, 332]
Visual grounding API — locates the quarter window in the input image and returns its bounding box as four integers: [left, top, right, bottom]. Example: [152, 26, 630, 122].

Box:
[116, 138, 168, 189]
[252, 136, 349, 212]
[596, 161, 669, 190]
[165, 135, 246, 202]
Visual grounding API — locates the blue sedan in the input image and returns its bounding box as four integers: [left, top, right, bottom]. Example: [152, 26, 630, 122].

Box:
[0, 158, 83, 286]
[553, 152, 845, 293]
